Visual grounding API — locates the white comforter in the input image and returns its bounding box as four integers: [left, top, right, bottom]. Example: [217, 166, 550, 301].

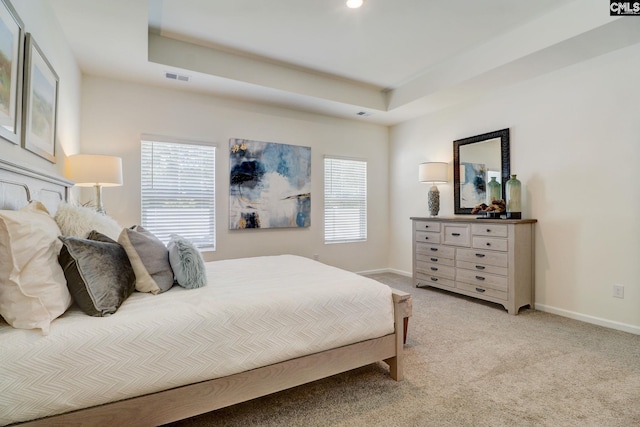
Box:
[0, 255, 394, 425]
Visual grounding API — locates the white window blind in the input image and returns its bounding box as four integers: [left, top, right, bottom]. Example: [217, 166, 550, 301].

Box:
[324, 157, 367, 244]
[141, 139, 216, 249]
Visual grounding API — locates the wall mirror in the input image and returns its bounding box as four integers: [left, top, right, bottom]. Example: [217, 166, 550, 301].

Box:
[453, 128, 510, 214]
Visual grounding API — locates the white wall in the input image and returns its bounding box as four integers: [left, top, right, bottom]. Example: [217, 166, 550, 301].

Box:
[79, 76, 389, 272]
[389, 43, 640, 333]
[0, 0, 81, 175]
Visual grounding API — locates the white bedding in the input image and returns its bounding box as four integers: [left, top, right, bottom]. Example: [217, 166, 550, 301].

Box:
[0, 255, 394, 425]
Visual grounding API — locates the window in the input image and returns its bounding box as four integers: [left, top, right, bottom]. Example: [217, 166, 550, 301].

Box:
[141, 137, 216, 249]
[324, 156, 367, 243]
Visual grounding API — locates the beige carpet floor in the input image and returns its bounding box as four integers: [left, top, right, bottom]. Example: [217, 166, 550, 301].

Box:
[166, 273, 640, 427]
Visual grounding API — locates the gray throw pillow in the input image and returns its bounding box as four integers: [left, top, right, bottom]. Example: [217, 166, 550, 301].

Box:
[168, 235, 207, 289]
[58, 231, 135, 317]
[118, 225, 174, 294]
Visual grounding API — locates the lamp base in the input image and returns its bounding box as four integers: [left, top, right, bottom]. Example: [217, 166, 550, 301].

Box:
[428, 185, 440, 216]
[94, 184, 106, 215]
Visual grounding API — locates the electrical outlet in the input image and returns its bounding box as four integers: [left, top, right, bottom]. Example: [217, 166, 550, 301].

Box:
[613, 284, 624, 299]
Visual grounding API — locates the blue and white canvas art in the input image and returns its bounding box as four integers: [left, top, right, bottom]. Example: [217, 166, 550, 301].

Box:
[229, 139, 311, 229]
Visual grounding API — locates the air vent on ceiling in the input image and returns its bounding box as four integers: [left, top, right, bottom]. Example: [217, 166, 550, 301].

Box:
[165, 72, 190, 82]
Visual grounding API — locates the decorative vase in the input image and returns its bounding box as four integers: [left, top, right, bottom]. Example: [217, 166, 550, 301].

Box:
[487, 176, 501, 203]
[506, 174, 522, 219]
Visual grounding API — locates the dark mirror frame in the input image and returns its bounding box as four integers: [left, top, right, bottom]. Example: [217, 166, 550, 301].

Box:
[453, 128, 510, 214]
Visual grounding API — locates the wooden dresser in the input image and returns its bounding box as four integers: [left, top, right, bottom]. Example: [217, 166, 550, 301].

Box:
[410, 217, 537, 314]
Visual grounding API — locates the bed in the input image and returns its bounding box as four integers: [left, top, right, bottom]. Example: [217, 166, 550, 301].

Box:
[0, 159, 411, 427]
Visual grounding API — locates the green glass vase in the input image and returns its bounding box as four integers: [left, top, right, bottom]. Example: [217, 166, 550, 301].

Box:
[506, 174, 522, 219]
[487, 176, 501, 203]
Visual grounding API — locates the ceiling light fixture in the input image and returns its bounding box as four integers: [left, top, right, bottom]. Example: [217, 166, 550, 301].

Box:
[346, 0, 363, 9]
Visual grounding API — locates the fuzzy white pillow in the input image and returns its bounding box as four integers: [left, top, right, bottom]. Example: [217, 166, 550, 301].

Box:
[54, 202, 123, 240]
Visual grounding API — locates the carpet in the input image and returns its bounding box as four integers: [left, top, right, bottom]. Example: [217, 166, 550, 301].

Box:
[166, 273, 640, 427]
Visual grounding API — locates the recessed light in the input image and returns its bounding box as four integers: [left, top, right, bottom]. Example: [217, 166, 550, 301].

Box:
[346, 0, 363, 9]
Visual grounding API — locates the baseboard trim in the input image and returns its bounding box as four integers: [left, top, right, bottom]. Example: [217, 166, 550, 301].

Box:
[535, 304, 640, 335]
[357, 271, 640, 336]
[358, 268, 412, 277]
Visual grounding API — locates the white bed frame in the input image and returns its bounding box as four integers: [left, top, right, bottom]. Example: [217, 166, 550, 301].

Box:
[0, 159, 411, 427]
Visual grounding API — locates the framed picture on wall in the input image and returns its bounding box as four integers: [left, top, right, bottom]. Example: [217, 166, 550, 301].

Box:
[0, 0, 25, 145]
[229, 138, 311, 229]
[22, 33, 58, 163]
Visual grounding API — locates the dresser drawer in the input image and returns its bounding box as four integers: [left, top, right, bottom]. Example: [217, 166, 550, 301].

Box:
[414, 220, 441, 233]
[416, 243, 455, 259]
[472, 236, 508, 252]
[456, 260, 508, 276]
[456, 269, 507, 291]
[471, 224, 508, 237]
[456, 281, 507, 301]
[442, 225, 471, 247]
[416, 272, 455, 289]
[415, 230, 441, 244]
[417, 262, 455, 280]
[417, 252, 455, 266]
[457, 248, 508, 268]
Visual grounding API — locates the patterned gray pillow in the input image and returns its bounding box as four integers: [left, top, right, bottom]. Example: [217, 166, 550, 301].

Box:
[58, 231, 135, 316]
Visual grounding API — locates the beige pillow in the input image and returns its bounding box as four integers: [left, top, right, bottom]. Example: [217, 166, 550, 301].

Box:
[0, 202, 72, 334]
[118, 225, 174, 294]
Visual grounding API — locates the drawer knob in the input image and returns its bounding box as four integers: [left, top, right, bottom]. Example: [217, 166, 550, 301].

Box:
[475, 253, 485, 258]
[452, 233, 461, 236]
[486, 229, 491, 233]
[430, 248, 438, 252]
[475, 276, 486, 281]
[425, 236, 429, 240]
[430, 277, 438, 282]
[430, 267, 438, 271]
[430, 257, 438, 262]
[475, 265, 485, 270]
[475, 287, 486, 293]
[486, 242, 491, 246]
[425, 225, 429, 228]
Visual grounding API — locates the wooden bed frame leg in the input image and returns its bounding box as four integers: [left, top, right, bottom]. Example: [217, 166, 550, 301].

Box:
[385, 289, 412, 381]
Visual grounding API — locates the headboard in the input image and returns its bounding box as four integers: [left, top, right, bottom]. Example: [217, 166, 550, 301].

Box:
[0, 159, 73, 215]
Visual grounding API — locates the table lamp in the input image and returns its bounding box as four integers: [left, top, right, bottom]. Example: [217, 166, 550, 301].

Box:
[66, 154, 123, 214]
[419, 162, 448, 216]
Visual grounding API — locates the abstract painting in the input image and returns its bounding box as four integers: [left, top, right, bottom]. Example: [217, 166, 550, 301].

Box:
[460, 162, 486, 208]
[229, 138, 311, 229]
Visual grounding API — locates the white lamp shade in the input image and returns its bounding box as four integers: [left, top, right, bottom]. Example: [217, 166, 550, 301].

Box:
[66, 154, 123, 187]
[419, 162, 448, 184]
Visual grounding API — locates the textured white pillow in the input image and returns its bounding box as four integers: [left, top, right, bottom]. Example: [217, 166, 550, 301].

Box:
[54, 202, 123, 240]
[0, 202, 72, 334]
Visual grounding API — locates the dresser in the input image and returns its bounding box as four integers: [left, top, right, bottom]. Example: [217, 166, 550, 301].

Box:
[410, 217, 537, 314]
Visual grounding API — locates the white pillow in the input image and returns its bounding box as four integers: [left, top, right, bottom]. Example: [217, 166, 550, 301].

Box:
[54, 202, 123, 240]
[0, 202, 72, 334]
